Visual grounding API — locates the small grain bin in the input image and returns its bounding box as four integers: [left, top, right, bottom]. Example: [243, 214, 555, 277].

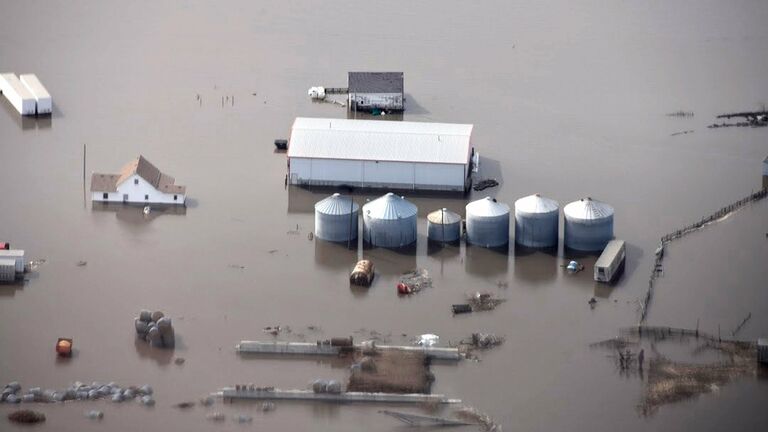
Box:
[427, 208, 462, 243]
[563, 197, 614, 251]
[362, 193, 418, 248]
[514, 194, 559, 248]
[465, 197, 510, 248]
[314, 193, 359, 242]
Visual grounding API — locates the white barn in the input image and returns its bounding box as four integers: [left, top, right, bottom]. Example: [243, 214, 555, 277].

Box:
[91, 155, 186, 205]
[287, 117, 474, 192]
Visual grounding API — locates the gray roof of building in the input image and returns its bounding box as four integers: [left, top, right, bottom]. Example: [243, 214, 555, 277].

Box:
[348, 72, 404, 93]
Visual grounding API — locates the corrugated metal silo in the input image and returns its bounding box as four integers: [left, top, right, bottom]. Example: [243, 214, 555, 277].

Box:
[563, 197, 614, 251]
[465, 197, 510, 248]
[363, 193, 418, 248]
[427, 208, 461, 243]
[314, 193, 359, 242]
[514, 194, 559, 248]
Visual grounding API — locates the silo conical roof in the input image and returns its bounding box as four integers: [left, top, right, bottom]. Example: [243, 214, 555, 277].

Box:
[515, 194, 559, 214]
[466, 196, 510, 217]
[563, 197, 613, 220]
[315, 193, 359, 215]
[427, 208, 462, 224]
[363, 193, 418, 220]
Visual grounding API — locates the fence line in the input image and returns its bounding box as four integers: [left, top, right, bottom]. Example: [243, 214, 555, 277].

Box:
[639, 188, 767, 324]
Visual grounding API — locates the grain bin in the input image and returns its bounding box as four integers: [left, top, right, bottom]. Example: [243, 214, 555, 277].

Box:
[314, 193, 359, 242]
[362, 193, 418, 248]
[514, 194, 559, 248]
[465, 197, 510, 248]
[427, 208, 461, 243]
[563, 197, 614, 251]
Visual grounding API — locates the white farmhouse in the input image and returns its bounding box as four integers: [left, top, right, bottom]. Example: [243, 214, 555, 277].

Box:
[91, 155, 186, 205]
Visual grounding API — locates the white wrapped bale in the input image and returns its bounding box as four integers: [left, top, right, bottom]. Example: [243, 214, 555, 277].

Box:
[138, 385, 153, 396]
[140, 395, 155, 406]
[139, 310, 152, 322]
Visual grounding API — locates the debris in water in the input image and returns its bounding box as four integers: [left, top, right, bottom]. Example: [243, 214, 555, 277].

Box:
[235, 414, 253, 423]
[174, 401, 195, 409]
[473, 178, 499, 191]
[7, 410, 46, 424]
[454, 406, 501, 431]
[200, 395, 215, 406]
[76, 260, 87, 266]
[670, 130, 694, 137]
[416, 334, 439, 347]
[174, 357, 186, 365]
[666, 110, 694, 117]
[470, 333, 505, 349]
[260, 401, 276, 412]
[452, 304, 473, 315]
[397, 269, 432, 294]
[467, 292, 506, 311]
[588, 297, 597, 309]
[263, 326, 281, 336]
[85, 410, 104, 420]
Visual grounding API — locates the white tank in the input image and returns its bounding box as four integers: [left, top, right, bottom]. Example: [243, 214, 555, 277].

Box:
[514, 194, 559, 248]
[465, 197, 510, 248]
[362, 193, 418, 248]
[314, 193, 359, 242]
[563, 197, 614, 251]
[427, 208, 461, 243]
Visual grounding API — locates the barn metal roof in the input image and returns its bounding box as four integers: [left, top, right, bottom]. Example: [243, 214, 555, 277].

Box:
[288, 117, 473, 165]
[348, 72, 403, 93]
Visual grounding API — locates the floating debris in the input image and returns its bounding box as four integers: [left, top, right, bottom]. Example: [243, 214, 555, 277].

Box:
[670, 130, 694, 137]
[235, 414, 253, 423]
[76, 260, 87, 266]
[206, 412, 226, 422]
[174, 357, 186, 365]
[454, 406, 500, 431]
[7, 410, 45, 424]
[260, 401, 276, 412]
[397, 269, 432, 294]
[85, 410, 104, 420]
[452, 304, 473, 315]
[473, 178, 499, 191]
[666, 110, 694, 117]
[56, 338, 73, 357]
[416, 334, 439, 347]
[467, 292, 506, 311]
[200, 395, 215, 406]
[470, 333, 505, 349]
[174, 401, 195, 409]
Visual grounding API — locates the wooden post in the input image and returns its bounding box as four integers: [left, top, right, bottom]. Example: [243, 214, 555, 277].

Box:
[82, 143, 86, 206]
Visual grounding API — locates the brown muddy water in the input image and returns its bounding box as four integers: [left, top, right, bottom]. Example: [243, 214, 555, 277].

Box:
[1, 1, 767, 431]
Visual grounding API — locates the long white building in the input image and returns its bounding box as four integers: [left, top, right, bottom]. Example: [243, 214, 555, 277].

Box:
[287, 117, 474, 192]
[91, 155, 186, 205]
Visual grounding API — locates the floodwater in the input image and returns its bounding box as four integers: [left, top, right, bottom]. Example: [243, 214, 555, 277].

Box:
[1, 1, 767, 431]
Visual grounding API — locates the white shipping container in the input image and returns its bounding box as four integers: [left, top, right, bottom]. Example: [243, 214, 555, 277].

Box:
[20, 74, 52, 114]
[0, 250, 25, 273]
[0, 73, 36, 115]
[0, 259, 16, 282]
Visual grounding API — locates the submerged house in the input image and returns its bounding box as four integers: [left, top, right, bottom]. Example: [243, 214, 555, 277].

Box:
[91, 155, 186, 205]
[348, 72, 404, 112]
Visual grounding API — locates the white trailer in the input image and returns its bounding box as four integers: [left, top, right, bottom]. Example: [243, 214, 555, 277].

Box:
[594, 240, 625, 283]
[20, 74, 52, 115]
[0, 73, 36, 115]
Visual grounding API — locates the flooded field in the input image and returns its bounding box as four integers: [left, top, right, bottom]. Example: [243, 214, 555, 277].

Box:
[1, 1, 767, 431]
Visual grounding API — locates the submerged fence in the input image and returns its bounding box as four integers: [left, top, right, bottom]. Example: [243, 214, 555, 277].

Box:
[639, 188, 768, 324]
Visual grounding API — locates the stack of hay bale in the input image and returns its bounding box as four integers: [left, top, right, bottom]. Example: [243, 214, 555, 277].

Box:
[135, 310, 175, 348]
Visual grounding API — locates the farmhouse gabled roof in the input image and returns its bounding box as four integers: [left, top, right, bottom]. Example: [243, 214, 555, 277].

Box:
[90, 155, 186, 194]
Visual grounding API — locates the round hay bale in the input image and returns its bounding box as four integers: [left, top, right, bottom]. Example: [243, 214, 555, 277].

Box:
[139, 310, 152, 322]
[135, 319, 149, 335]
[150, 311, 165, 322]
[7, 410, 45, 424]
[359, 356, 377, 372]
[325, 380, 342, 394]
[156, 317, 172, 330]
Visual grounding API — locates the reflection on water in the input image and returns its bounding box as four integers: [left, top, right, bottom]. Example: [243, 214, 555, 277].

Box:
[513, 250, 558, 285]
[92, 202, 187, 226]
[465, 244, 509, 277]
[314, 239, 359, 271]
